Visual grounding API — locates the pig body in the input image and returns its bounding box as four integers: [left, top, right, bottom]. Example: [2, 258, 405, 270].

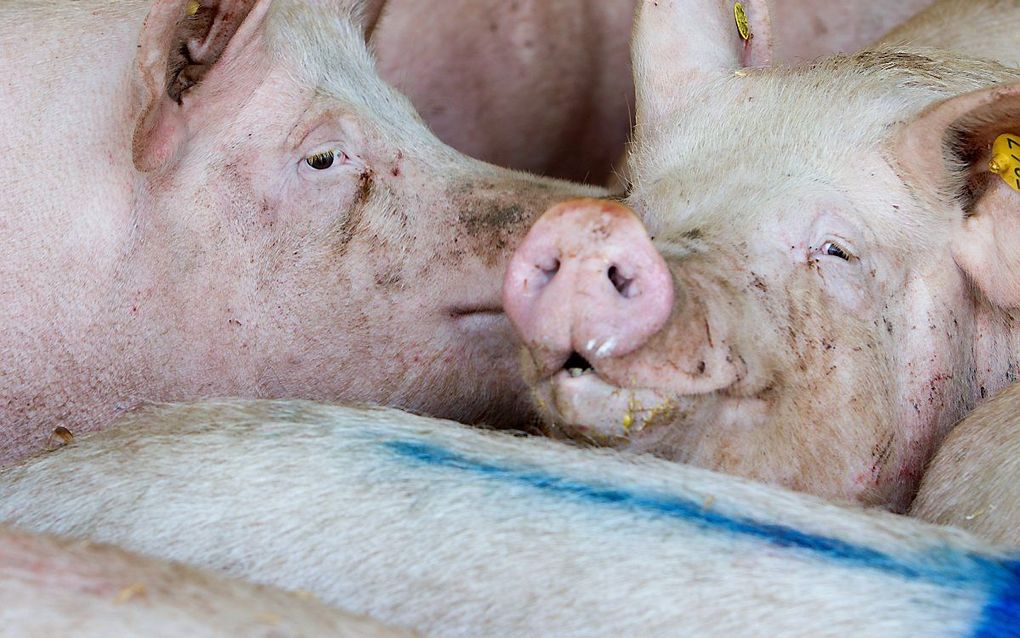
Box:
[373, 0, 937, 185]
[503, 0, 1020, 511]
[373, 0, 635, 186]
[1, 399, 1019, 637]
[880, 0, 1020, 68]
[912, 382, 1020, 547]
[0, 524, 413, 637]
[0, 0, 602, 467]
[771, 0, 937, 63]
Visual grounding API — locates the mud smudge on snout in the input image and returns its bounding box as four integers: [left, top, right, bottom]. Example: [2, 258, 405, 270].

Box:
[461, 202, 525, 234]
[457, 202, 526, 267]
[446, 180, 551, 267]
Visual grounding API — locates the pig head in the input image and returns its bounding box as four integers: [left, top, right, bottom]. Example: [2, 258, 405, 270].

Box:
[0, 0, 601, 465]
[504, 0, 1020, 511]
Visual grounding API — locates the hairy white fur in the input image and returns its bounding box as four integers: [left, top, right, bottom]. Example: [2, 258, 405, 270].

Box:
[1, 399, 1016, 637]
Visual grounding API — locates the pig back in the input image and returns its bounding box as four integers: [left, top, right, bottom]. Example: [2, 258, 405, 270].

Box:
[878, 0, 1020, 69]
[912, 382, 1020, 547]
[1, 399, 1019, 637]
[0, 524, 414, 637]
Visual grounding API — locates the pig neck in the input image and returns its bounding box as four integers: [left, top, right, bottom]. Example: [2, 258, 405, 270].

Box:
[0, 1, 246, 465]
[972, 299, 1020, 401]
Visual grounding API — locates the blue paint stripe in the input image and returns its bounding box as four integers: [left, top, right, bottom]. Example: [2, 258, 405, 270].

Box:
[384, 439, 1020, 637]
[974, 560, 1020, 638]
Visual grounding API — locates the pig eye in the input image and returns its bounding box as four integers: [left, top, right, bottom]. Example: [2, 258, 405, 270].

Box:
[821, 241, 854, 261]
[305, 150, 345, 170]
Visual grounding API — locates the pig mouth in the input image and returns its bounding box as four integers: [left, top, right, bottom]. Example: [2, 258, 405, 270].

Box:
[450, 305, 503, 316]
[530, 352, 685, 442]
[449, 305, 507, 331]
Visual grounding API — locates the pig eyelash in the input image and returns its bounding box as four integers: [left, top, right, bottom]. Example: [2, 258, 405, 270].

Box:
[304, 149, 348, 170]
[819, 241, 855, 262]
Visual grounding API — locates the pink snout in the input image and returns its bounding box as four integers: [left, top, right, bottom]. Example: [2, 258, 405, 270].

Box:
[502, 198, 675, 374]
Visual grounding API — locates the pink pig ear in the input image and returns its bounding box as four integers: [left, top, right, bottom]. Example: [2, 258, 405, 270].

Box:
[361, 0, 388, 40]
[895, 83, 1020, 308]
[131, 0, 389, 173]
[131, 0, 271, 172]
[632, 0, 772, 131]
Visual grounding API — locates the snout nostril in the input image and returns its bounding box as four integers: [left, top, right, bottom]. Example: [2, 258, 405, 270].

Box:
[528, 257, 560, 290]
[608, 265, 635, 298]
[541, 258, 560, 277]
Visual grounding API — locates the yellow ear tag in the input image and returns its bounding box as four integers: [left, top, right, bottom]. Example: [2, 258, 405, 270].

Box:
[734, 3, 752, 41]
[186, 0, 201, 16]
[988, 133, 1020, 192]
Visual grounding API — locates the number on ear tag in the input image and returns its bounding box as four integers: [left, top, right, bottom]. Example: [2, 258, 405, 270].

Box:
[988, 134, 1020, 193]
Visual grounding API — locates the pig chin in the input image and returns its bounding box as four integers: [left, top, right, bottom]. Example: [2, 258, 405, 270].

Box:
[524, 349, 757, 452]
[519, 307, 761, 450]
[534, 371, 683, 443]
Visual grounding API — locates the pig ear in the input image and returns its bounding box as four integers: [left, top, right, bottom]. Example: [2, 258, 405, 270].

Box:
[131, 0, 388, 172]
[895, 83, 1020, 308]
[360, 0, 388, 40]
[131, 0, 270, 172]
[632, 0, 772, 131]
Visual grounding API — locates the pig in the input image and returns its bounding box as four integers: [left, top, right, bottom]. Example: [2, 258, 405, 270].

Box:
[0, 525, 414, 637]
[372, 0, 938, 186]
[0, 0, 605, 468]
[911, 382, 1020, 547]
[501, 0, 1020, 512]
[372, 0, 636, 186]
[1, 399, 1019, 637]
[879, 0, 1020, 69]
[769, 0, 938, 63]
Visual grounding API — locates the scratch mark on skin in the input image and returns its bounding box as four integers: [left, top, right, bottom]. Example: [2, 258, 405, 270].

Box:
[384, 440, 1020, 637]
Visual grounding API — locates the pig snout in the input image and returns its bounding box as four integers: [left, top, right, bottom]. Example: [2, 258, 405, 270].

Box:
[502, 198, 674, 375]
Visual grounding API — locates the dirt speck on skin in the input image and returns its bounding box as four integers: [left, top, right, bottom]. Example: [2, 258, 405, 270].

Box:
[374, 267, 402, 288]
[446, 181, 540, 267]
[870, 430, 895, 476]
[328, 172, 375, 259]
[751, 273, 767, 293]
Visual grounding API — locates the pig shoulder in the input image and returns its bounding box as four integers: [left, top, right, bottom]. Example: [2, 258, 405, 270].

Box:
[912, 382, 1020, 547]
[0, 524, 414, 637]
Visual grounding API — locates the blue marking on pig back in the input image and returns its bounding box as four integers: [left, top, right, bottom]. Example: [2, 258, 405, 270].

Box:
[973, 560, 1020, 638]
[384, 439, 1020, 637]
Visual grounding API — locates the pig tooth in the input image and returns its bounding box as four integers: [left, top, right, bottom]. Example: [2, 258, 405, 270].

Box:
[568, 368, 584, 378]
[595, 338, 617, 358]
